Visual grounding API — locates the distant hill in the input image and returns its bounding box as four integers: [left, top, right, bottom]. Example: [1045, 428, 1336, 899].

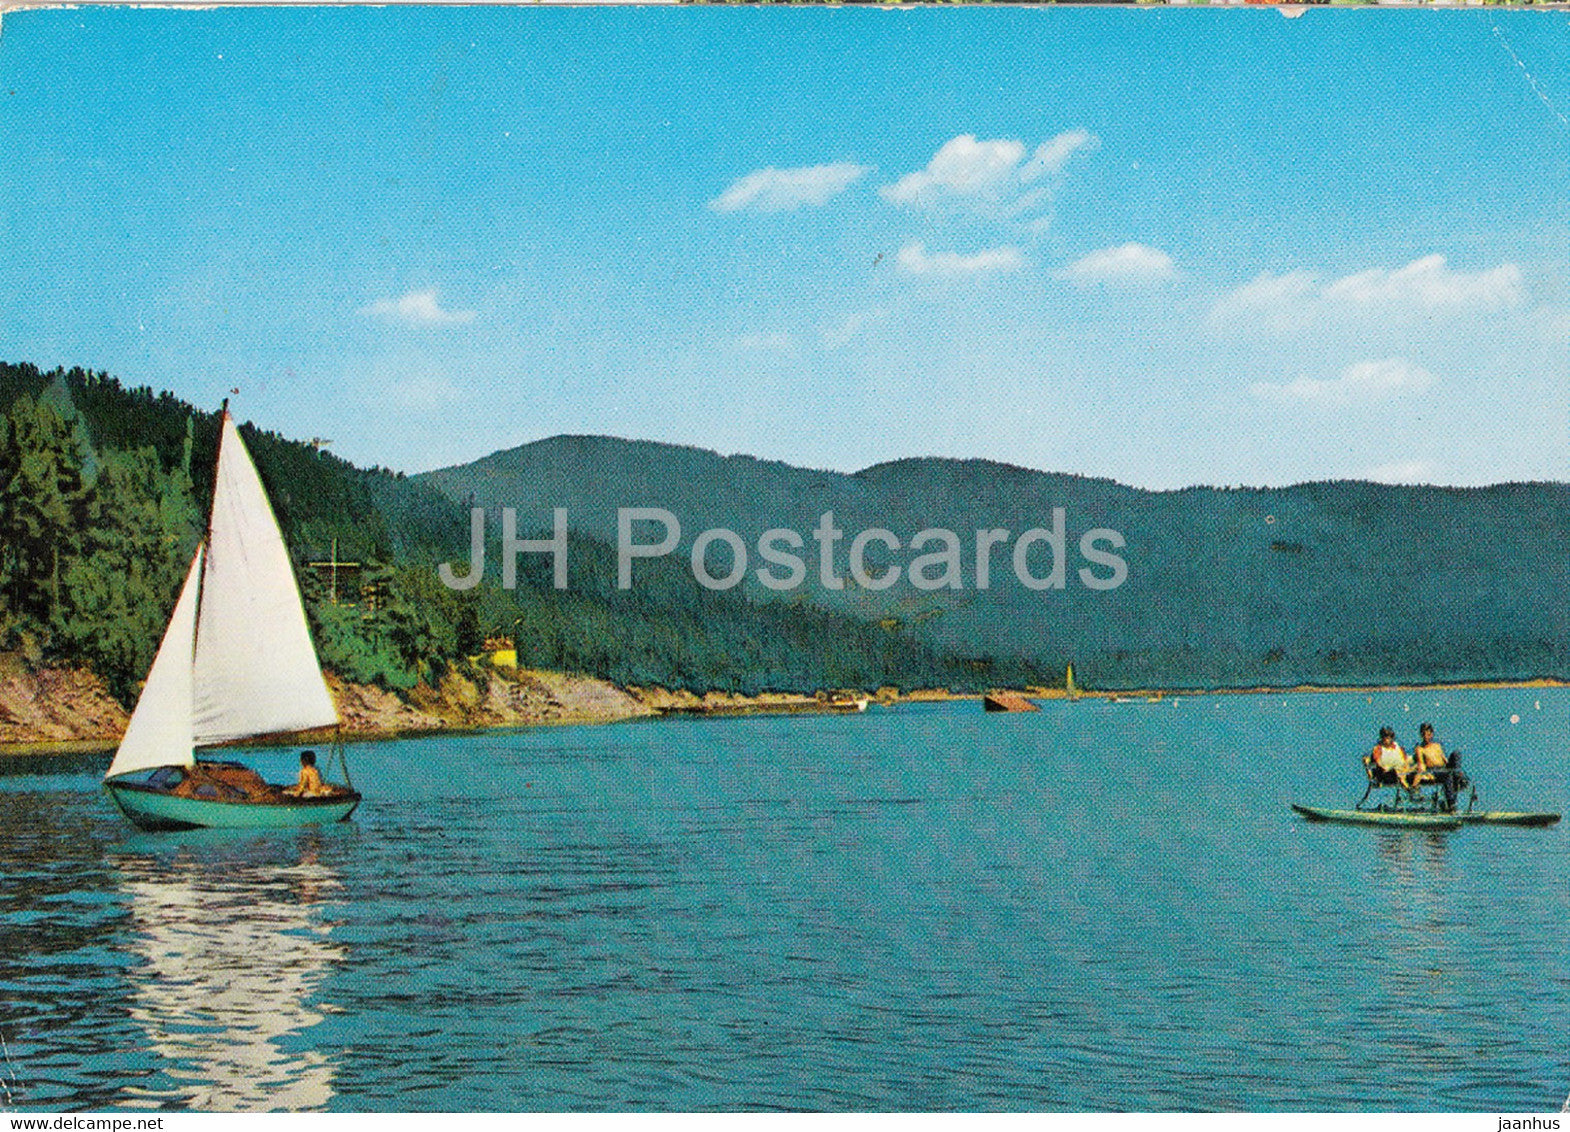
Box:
[0, 363, 1041, 697]
[9, 357, 1564, 696]
[421, 435, 1570, 689]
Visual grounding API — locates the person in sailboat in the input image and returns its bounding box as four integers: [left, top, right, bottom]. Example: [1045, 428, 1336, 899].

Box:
[283, 751, 333, 798]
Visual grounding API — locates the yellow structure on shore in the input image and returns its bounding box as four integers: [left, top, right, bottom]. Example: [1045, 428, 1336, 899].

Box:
[475, 636, 517, 670]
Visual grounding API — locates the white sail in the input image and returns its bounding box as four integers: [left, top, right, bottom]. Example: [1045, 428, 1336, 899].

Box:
[193, 415, 338, 745]
[105, 546, 204, 780]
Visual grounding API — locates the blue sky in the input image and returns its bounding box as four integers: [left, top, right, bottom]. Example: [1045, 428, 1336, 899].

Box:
[1, 6, 1565, 487]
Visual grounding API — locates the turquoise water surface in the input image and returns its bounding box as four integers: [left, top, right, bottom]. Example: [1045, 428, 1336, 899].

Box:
[2, 691, 1568, 1111]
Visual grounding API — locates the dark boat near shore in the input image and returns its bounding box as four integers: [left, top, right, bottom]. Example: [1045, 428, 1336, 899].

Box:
[983, 692, 1039, 713]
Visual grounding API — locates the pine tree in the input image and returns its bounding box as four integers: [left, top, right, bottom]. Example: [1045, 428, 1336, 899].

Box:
[0, 396, 92, 641]
[60, 447, 199, 699]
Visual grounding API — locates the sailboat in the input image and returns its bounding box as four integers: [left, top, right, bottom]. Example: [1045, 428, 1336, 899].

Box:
[103, 409, 360, 831]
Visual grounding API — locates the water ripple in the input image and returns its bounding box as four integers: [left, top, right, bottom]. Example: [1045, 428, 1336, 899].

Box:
[2, 695, 1569, 1109]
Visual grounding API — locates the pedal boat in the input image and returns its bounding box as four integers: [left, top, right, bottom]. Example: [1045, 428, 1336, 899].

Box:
[1293, 750, 1560, 831]
[1290, 803, 1461, 830]
[1453, 809, 1560, 827]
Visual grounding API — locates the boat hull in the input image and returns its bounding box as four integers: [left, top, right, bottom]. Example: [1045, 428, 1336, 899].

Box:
[105, 781, 360, 831]
[1456, 810, 1561, 827]
[983, 693, 1039, 713]
[1291, 804, 1461, 830]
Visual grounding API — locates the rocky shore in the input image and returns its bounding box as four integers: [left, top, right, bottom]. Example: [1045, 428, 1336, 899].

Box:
[0, 657, 131, 748]
[0, 661, 655, 754]
[323, 667, 658, 738]
[0, 660, 959, 756]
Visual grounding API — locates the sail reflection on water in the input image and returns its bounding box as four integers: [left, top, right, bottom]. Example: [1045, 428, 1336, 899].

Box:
[112, 838, 345, 1111]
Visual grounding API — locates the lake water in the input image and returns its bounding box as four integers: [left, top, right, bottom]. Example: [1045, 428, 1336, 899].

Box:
[2, 690, 1568, 1111]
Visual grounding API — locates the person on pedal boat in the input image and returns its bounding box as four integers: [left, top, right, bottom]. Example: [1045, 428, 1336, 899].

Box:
[1368, 726, 1414, 788]
[1411, 722, 1467, 809]
[1411, 723, 1446, 784]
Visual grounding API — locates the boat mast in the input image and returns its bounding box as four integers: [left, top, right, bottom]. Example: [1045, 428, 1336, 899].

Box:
[207, 398, 229, 548]
[187, 398, 228, 757]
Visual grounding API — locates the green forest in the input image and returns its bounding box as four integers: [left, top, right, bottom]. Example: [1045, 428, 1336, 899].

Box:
[0, 361, 1042, 706]
[7, 359, 1566, 708]
[422, 435, 1570, 690]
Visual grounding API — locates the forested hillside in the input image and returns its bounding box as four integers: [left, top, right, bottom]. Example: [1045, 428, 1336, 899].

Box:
[0, 362, 1039, 704]
[9, 359, 1563, 703]
[423, 435, 1570, 689]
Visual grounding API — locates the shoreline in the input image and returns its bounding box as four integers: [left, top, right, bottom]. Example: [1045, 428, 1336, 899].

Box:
[0, 691, 915, 761]
[1058, 676, 1570, 699]
[2, 674, 1564, 761]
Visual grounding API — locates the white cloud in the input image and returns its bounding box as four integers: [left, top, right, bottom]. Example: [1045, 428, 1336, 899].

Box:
[1322, 255, 1523, 307]
[896, 242, 1025, 278]
[1361, 459, 1439, 485]
[710, 163, 871, 213]
[1020, 129, 1097, 183]
[883, 136, 1024, 203]
[1213, 271, 1319, 315]
[1060, 243, 1177, 285]
[360, 290, 476, 325]
[1250, 357, 1437, 405]
[881, 131, 1097, 213]
[1211, 256, 1525, 328]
